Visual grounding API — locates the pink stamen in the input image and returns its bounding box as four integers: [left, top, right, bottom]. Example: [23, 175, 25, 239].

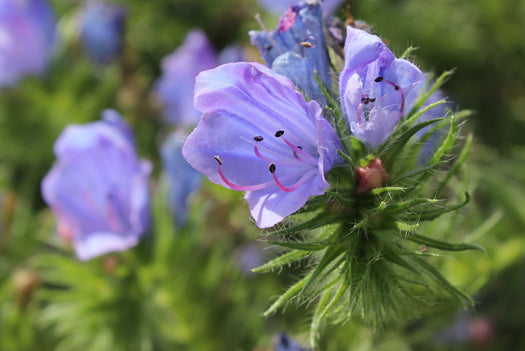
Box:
[254, 144, 279, 163]
[215, 156, 272, 192]
[376, 77, 406, 114]
[269, 163, 314, 193]
[274, 131, 317, 165]
[356, 103, 365, 125]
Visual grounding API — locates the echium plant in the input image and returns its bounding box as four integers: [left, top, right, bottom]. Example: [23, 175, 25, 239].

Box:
[183, 1, 482, 346]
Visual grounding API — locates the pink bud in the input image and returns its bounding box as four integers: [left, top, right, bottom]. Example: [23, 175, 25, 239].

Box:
[355, 158, 389, 193]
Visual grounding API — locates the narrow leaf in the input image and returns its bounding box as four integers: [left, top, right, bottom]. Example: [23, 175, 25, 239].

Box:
[263, 273, 311, 317]
[435, 132, 473, 196]
[268, 213, 341, 236]
[401, 232, 486, 253]
[252, 250, 311, 273]
[411, 191, 471, 221]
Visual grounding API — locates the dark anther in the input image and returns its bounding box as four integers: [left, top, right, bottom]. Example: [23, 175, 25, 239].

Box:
[394, 85, 400, 90]
[297, 146, 303, 150]
[265, 45, 272, 51]
[374, 76, 384, 82]
[214, 155, 223, 165]
[361, 97, 370, 104]
[269, 163, 276, 173]
[254, 136, 264, 142]
[275, 130, 285, 137]
[369, 98, 376, 103]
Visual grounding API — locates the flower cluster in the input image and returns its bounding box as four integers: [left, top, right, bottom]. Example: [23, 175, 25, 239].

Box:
[182, 1, 479, 345]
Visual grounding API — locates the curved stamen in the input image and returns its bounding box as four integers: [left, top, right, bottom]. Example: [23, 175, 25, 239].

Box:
[274, 130, 318, 165]
[375, 76, 406, 114]
[356, 102, 365, 125]
[254, 144, 280, 163]
[269, 163, 314, 193]
[242, 137, 306, 166]
[215, 156, 273, 191]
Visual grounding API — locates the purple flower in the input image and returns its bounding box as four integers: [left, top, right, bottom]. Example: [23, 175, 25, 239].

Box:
[274, 332, 310, 351]
[42, 110, 152, 261]
[0, 0, 56, 87]
[249, 2, 331, 104]
[182, 62, 341, 228]
[79, 1, 126, 65]
[339, 26, 424, 148]
[160, 131, 202, 227]
[218, 44, 245, 65]
[154, 30, 217, 126]
[258, 0, 343, 15]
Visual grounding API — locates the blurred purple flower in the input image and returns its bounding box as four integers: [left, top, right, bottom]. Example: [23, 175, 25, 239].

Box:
[182, 62, 341, 228]
[339, 26, 424, 148]
[236, 243, 264, 275]
[274, 332, 310, 351]
[79, 0, 126, 65]
[160, 131, 202, 227]
[218, 44, 245, 65]
[0, 0, 56, 87]
[258, 0, 343, 16]
[250, 2, 331, 104]
[42, 110, 151, 261]
[155, 30, 217, 126]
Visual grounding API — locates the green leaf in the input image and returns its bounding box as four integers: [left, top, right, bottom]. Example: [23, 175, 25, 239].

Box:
[301, 245, 345, 294]
[266, 240, 331, 251]
[435, 132, 473, 196]
[401, 232, 486, 253]
[263, 273, 311, 317]
[398, 99, 448, 132]
[410, 191, 471, 221]
[407, 255, 473, 305]
[267, 213, 342, 236]
[309, 289, 332, 347]
[252, 250, 312, 273]
[430, 115, 458, 165]
[406, 69, 455, 117]
[375, 198, 439, 215]
[380, 117, 446, 169]
[399, 46, 419, 60]
[369, 186, 406, 195]
[315, 70, 340, 114]
[309, 275, 349, 347]
[395, 221, 420, 233]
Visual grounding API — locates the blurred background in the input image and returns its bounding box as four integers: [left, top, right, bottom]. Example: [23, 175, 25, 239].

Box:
[0, 0, 524, 350]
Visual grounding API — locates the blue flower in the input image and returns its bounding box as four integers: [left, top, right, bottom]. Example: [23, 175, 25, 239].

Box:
[154, 30, 218, 126]
[0, 0, 56, 87]
[218, 44, 245, 65]
[249, 2, 331, 105]
[160, 131, 202, 227]
[42, 110, 151, 261]
[258, 0, 343, 16]
[79, 1, 126, 65]
[182, 62, 341, 228]
[274, 332, 310, 351]
[339, 26, 424, 147]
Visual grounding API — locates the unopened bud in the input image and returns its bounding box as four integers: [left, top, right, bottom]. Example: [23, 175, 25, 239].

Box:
[355, 158, 389, 193]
